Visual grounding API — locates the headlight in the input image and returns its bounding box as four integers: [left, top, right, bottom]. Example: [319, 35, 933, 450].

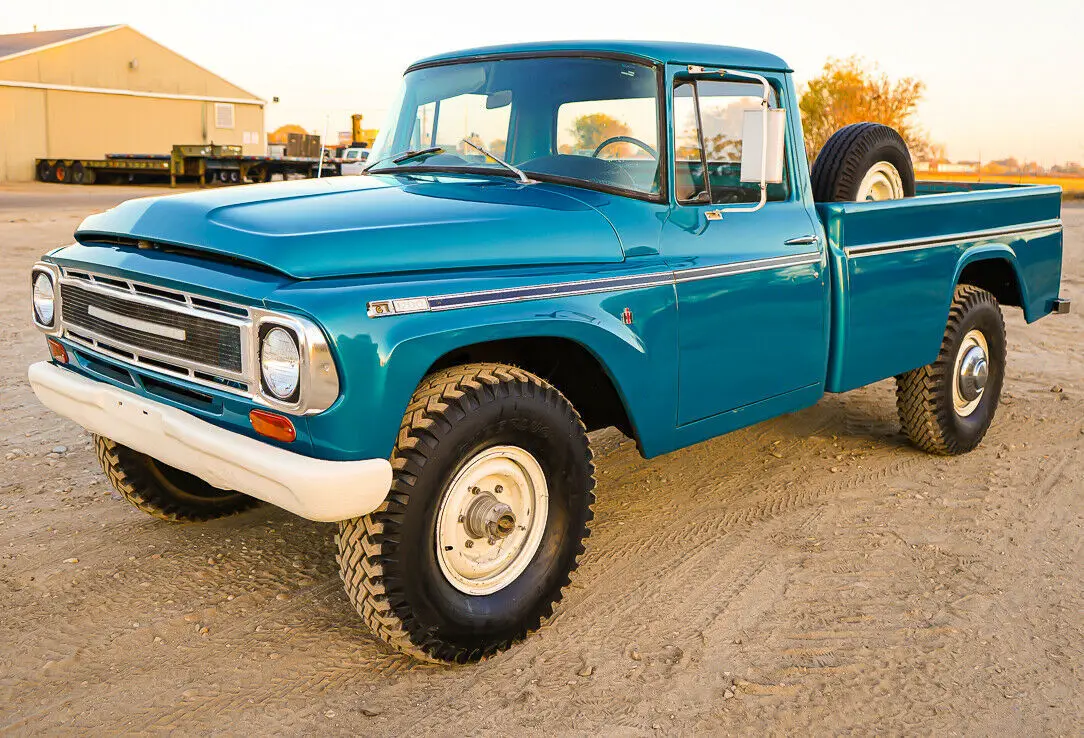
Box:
[33, 272, 55, 326]
[260, 327, 301, 400]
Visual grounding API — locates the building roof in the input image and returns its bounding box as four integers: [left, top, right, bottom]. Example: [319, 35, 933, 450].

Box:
[0, 25, 120, 61]
[408, 40, 790, 73]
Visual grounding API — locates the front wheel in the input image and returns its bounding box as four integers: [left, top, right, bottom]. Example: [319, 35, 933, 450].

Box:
[95, 436, 261, 521]
[896, 285, 1006, 454]
[337, 363, 595, 663]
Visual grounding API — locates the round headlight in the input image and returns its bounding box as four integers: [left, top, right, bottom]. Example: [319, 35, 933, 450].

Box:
[33, 272, 55, 326]
[261, 327, 301, 400]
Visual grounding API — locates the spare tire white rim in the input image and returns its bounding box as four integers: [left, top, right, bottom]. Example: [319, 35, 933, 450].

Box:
[436, 445, 549, 596]
[857, 160, 905, 201]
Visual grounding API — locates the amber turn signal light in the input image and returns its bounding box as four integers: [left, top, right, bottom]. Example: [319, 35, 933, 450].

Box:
[46, 337, 68, 363]
[249, 409, 296, 443]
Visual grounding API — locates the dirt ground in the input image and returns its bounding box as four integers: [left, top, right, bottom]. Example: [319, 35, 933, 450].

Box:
[1, 182, 1081, 735]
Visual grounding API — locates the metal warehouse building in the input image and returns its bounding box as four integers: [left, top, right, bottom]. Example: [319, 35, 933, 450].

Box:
[0, 25, 265, 183]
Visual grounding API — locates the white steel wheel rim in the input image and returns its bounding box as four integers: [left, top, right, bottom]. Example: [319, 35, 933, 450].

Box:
[857, 161, 905, 201]
[952, 329, 990, 417]
[435, 445, 549, 596]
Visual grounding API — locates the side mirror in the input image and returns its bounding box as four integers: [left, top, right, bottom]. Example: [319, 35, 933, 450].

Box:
[739, 108, 786, 185]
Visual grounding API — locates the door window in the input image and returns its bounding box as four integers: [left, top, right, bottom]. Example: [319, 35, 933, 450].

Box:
[673, 79, 790, 204]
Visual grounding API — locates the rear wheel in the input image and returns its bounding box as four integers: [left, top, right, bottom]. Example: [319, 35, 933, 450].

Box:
[336, 363, 595, 663]
[54, 161, 70, 184]
[95, 436, 260, 521]
[810, 122, 915, 202]
[38, 160, 54, 182]
[896, 285, 1006, 454]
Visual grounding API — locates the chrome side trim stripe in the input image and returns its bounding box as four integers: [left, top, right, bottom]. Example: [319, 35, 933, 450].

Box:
[367, 251, 821, 317]
[844, 219, 1062, 257]
[673, 252, 820, 284]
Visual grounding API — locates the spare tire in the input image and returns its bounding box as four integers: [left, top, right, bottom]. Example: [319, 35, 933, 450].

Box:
[810, 122, 915, 202]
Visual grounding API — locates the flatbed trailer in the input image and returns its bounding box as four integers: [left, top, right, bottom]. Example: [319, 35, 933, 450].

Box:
[35, 144, 352, 187]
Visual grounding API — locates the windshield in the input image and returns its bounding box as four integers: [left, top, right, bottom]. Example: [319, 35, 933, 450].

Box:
[367, 56, 662, 196]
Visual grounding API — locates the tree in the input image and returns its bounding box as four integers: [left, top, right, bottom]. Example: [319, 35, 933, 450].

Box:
[564, 113, 631, 156]
[267, 124, 309, 145]
[799, 57, 930, 162]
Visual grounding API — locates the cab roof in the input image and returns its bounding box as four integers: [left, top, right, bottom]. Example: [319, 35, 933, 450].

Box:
[408, 40, 790, 73]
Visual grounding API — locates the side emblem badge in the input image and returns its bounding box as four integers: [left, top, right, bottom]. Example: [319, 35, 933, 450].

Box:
[622, 307, 633, 325]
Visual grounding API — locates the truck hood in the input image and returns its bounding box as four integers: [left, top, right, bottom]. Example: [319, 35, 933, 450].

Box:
[74, 174, 624, 279]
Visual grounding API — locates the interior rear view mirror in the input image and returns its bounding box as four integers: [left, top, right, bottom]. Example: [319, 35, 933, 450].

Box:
[486, 90, 512, 109]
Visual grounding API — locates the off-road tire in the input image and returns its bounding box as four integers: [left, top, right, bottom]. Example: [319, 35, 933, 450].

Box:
[896, 285, 1006, 455]
[95, 435, 260, 522]
[37, 159, 54, 182]
[336, 363, 595, 663]
[810, 122, 915, 202]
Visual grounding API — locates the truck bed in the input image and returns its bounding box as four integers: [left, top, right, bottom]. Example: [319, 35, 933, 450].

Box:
[818, 182, 1064, 392]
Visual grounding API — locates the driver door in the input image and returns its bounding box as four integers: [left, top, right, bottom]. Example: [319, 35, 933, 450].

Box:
[663, 76, 828, 425]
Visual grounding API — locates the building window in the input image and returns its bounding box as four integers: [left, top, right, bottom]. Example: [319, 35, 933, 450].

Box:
[215, 103, 235, 129]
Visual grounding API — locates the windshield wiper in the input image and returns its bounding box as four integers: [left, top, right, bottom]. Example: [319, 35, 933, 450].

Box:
[363, 146, 444, 173]
[459, 139, 533, 184]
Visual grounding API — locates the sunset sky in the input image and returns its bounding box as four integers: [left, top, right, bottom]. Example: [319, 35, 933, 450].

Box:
[3, 0, 1082, 165]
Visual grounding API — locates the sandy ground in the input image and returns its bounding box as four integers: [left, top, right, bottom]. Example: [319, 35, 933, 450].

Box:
[1, 182, 1081, 735]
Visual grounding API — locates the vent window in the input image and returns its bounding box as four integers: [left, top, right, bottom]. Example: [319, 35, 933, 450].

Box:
[215, 103, 235, 129]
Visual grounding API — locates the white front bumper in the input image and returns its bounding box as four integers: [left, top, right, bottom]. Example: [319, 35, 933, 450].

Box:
[28, 361, 392, 522]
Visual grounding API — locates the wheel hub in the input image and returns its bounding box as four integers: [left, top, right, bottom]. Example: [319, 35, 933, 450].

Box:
[463, 491, 517, 542]
[435, 446, 549, 596]
[957, 345, 988, 401]
[952, 329, 991, 417]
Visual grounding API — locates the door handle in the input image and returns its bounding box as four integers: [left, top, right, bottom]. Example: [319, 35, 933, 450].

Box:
[784, 235, 819, 246]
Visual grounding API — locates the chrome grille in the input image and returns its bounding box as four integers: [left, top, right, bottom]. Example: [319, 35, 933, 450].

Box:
[61, 283, 244, 372]
[58, 270, 252, 394]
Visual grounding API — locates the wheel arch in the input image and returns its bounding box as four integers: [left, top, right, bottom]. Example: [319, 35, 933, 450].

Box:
[376, 316, 657, 457]
[952, 246, 1032, 318]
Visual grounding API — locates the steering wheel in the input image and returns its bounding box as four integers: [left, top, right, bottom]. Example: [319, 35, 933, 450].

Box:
[592, 136, 658, 160]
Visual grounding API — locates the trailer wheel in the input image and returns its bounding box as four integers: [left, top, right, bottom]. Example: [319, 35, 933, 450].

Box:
[95, 436, 261, 522]
[337, 363, 595, 663]
[810, 122, 915, 202]
[896, 285, 1006, 455]
[71, 161, 88, 185]
[38, 160, 55, 182]
[54, 161, 70, 184]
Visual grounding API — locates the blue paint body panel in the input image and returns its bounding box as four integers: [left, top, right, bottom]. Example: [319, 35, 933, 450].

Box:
[819, 184, 1064, 392]
[38, 42, 1067, 468]
[409, 40, 790, 72]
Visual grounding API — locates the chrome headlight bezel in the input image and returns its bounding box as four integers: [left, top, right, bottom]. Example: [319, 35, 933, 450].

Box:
[251, 310, 340, 414]
[31, 263, 62, 334]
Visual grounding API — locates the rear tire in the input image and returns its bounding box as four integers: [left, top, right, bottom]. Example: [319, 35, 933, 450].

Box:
[896, 285, 1006, 455]
[336, 363, 595, 663]
[810, 122, 915, 202]
[54, 162, 70, 184]
[37, 160, 54, 182]
[95, 436, 260, 521]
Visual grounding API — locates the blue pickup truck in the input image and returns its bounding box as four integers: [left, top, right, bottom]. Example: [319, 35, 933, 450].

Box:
[29, 41, 1069, 663]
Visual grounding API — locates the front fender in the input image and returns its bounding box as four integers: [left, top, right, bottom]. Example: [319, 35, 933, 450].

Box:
[284, 278, 678, 461]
